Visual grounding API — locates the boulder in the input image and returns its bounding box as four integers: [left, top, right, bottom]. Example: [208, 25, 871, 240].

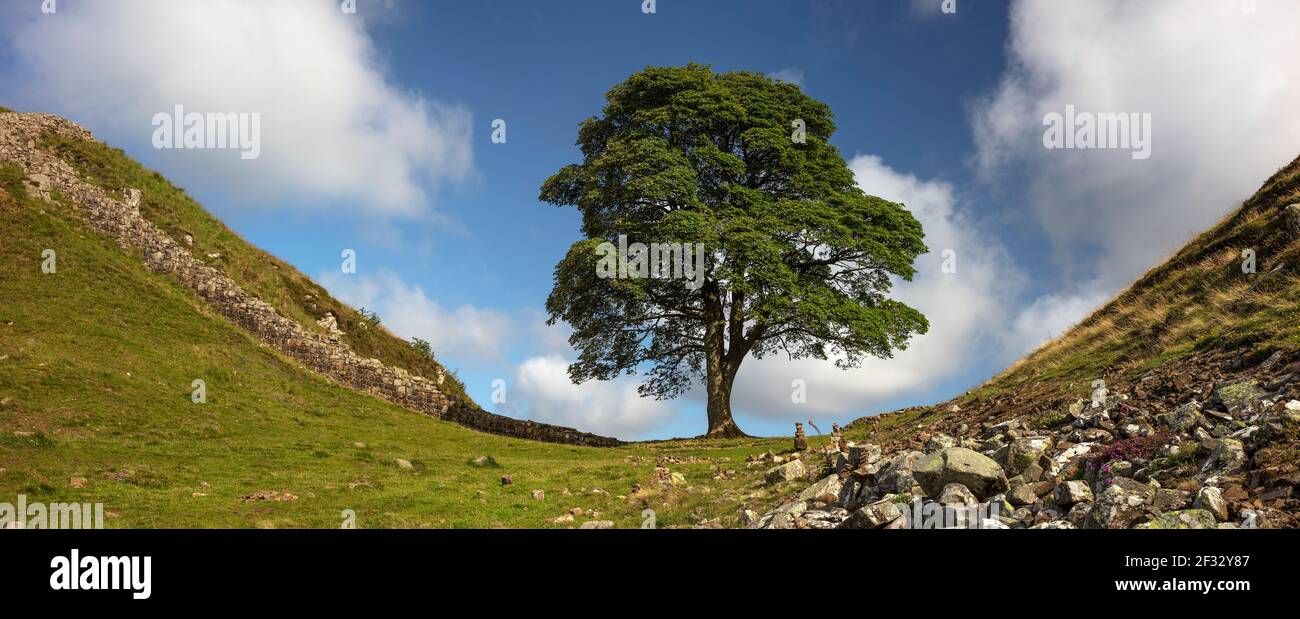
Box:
[937, 483, 977, 507]
[1201, 438, 1247, 475]
[1194, 487, 1229, 522]
[875, 450, 925, 494]
[1162, 401, 1204, 434]
[1006, 436, 1051, 476]
[1086, 478, 1153, 529]
[847, 442, 882, 468]
[1136, 509, 1217, 530]
[1214, 380, 1266, 415]
[1056, 480, 1094, 506]
[839, 499, 903, 529]
[913, 447, 1009, 500]
[767, 501, 808, 529]
[797, 474, 844, 503]
[925, 434, 957, 452]
[1007, 483, 1037, 506]
[765, 459, 807, 485]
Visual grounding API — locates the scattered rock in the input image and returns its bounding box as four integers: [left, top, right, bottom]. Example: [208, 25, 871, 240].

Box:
[1201, 438, 1247, 475]
[840, 499, 903, 529]
[68, 477, 87, 489]
[1086, 478, 1153, 529]
[579, 520, 614, 529]
[1194, 487, 1229, 521]
[531, 489, 545, 501]
[1163, 401, 1204, 433]
[797, 474, 843, 503]
[937, 483, 977, 507]
[1137, 509, 1218, 529]
[240, 490, 298, 502]
[913, 447, 1009, 500]
[765, 459, 807, 485]
[394, 458, 413, 470]
[1056, 480, 1093, 506]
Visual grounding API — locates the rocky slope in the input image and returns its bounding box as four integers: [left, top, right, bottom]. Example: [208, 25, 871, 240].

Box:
[744, 153, 1300, 529]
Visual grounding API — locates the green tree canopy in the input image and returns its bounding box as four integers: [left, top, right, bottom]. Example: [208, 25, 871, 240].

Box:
[540, 64, 928, 437]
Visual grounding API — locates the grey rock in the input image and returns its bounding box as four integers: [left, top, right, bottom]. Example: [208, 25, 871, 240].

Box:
[1194, 487, 1229, 522]
[765, 459, 807, 485]
[937, 483, 977, 507]
[1086, 478, 1153, 529]
[839, 498, 903, 529]
[1006, 436, 1052, 476]
[1136, 509, 1217, 529]
[797, 474, 844, 503]
[1215, 380, 1266, 415]
[875, 450, 925, 494]
[1056, 480, 1094, 506]
[1201, 438, 1247, 475]
[913, 447, 1009, 500]
[1163, 401, 1204, 434]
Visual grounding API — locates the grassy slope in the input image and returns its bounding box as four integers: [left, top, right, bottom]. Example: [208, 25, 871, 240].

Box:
[39, 133, 475, 405]
[977, 156, 1300, 397]
[845, 155, 1300, 445]
[0, 156, 795, 528]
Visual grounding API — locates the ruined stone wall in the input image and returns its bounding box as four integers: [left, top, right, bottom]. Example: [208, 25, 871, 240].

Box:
[0, 112, 621, 448]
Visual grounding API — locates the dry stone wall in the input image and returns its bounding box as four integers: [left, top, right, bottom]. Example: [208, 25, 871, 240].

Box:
[0, 112, 621, 448]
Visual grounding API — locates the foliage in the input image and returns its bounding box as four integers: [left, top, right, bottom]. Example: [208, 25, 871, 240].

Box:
[540, 64, 928, 435]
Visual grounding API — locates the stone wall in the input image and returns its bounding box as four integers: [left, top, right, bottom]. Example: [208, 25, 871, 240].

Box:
[0, 112, 621, 448]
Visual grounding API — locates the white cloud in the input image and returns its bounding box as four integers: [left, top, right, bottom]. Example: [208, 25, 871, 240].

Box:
[505, 354, 677, 440]
[973, 0, 1300, 333]
[1, 0, 472, 217]
[728, 154, 1022, 418]
[319, 270, 512, 364]
[1001, 288, 1112, 357]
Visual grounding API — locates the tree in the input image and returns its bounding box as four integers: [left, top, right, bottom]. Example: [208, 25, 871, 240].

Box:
[540, 64, 928, 438]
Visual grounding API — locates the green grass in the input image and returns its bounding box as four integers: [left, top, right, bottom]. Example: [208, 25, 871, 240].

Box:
[0, 158, 797, 528]
[37, 133, 473, 405]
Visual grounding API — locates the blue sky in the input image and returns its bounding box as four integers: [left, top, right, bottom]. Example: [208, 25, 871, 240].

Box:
[4, 0, 1300, 439]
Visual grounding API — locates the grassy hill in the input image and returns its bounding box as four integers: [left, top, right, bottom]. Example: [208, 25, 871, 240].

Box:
[4, 108, 1297, 528]
[844, 154, 1300, 447]
[0, 111, 796, 528]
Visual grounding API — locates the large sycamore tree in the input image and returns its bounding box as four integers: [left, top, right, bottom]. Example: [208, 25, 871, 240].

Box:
[540, 64, 928, 438]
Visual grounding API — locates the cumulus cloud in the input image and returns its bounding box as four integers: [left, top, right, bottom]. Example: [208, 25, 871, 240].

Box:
[503, 354, 677, 440]
[319, 270, 512, 365]
[974, 0, 1300, 340]
[728, 154, 1022, 418]
[0, 0, 472, 217]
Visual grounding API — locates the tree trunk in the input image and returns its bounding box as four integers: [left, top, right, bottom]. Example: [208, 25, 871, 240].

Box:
[705, 361, 745, 438]
[703, 298, 747, 438]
